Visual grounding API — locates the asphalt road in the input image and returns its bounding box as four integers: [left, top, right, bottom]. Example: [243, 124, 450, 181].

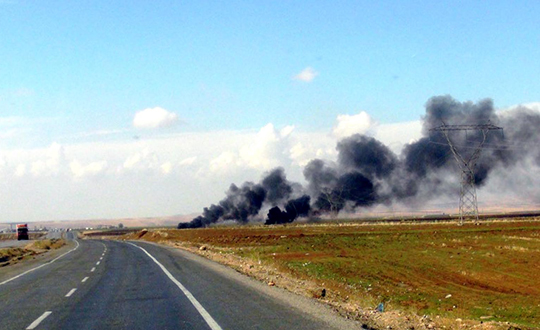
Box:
[0, 239, 29, 248]
[0, 235, 362, 330]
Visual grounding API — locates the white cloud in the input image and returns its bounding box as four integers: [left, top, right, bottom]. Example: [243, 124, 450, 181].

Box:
[289, 142, 312, 167]
[70, 160, 108, 178]
[133, 107, 179, 129]
[123, 149, 160, 171]
[500, 102, 540, 115]
[293, 67, 318, 82]
[179, 156, 197, 166]
[519, 102, 540, 111]
[209, 151, 237, 174]
[375, 120, 422, 153]
[238, 123, 292, 170]
[0, 109, 477, 222]
[160, 162, 173, 174]
[74, 129, 128, 138]
[331, 111, 424, 154]
[14, 164, 26, 177]
[29, 142, 67, 177]
[0, 117, 23, 126]
[332, 111, 377, 139]
[0, 117, 35, 143]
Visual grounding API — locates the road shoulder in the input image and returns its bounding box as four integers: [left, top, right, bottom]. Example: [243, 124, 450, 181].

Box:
[130, 240, 366, 330]
[0, 239, 77, 283]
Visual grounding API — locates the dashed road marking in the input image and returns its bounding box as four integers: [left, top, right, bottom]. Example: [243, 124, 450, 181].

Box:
[65, 288, 77, 297]
[26, 311, 52, 329]
[82, 277, 89, 283]
[127, 242, 223, 330]
[91, 267, 96, 272]
[96, 261, 100, 265]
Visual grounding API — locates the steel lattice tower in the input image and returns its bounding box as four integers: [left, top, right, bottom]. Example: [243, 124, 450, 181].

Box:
[430, 123, 503, 224]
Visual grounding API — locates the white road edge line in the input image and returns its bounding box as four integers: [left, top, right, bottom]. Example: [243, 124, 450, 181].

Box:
[127, 242, 223, 330]
[91, 267, 96, 272]
[65, 288, 77, 297]
[0, 240, 80, 286]
[82, 277, 89, 283]
[26, 311, 52, 329]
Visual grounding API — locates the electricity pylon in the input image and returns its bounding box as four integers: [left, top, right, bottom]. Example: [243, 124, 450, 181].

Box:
[430, 123, 503, 224]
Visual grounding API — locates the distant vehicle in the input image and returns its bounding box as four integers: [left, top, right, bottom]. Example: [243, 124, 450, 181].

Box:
[16, 224, 29, 240]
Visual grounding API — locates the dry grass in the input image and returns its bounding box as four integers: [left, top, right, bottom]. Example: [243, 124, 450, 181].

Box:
[0, 239, 66, 266]
[119, 219, 540, 329]
[27, 238, 66, 251]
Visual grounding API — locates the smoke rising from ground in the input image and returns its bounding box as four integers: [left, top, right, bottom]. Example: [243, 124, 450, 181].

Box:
[179, 95, 540, 228]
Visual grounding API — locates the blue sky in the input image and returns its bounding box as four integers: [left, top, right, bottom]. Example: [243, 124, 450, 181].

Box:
[3, 1, 539, 135]
[0, 1, 539, 221]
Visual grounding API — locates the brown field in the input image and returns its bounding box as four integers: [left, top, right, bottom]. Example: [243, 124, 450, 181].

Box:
[116, 219, 540, 329]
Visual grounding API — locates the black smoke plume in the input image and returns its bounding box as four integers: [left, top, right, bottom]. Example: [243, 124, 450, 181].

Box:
[265, 195, 311, 225]
[180, 95, 540, 229]
[179, 168, 302, 229]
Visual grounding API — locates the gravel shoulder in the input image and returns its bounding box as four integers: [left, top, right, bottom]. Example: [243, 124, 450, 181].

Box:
[127, 234, 535, 330]
[134, 240, 368, 330]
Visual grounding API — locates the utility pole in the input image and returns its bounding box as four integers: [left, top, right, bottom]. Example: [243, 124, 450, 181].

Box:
[430, 122, 503, 224]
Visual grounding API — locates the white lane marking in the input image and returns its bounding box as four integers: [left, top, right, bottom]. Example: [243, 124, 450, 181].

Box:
[26, 311, 52, 329]
[100, 257, 103, 260]
[127, 242, 223, 330]
[0, 240, 80, 286]
[96, 261, 100, 265]
[65, 288, 77, 297]
[82, 277, 89, 283]
[91, 267, 96, 272]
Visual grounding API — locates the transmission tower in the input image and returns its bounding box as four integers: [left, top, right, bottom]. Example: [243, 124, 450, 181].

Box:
[430, 122, 503, 224]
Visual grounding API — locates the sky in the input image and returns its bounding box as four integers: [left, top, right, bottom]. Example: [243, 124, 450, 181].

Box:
[1, 1, 539, 222]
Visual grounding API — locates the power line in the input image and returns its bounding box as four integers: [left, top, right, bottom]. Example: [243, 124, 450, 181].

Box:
[429, 122, 504, 224]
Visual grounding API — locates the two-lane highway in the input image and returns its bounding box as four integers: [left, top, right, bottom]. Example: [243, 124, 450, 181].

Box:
[0, 236, 363, 329]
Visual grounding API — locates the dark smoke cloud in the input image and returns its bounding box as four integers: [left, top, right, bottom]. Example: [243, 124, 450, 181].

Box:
[265, 195, 311, 225]
[303, 159, 338, 197]
[312, 171, 377, 213]
[337, 135, 397, 179]
[497, 107, 540, 166]
[179, 168, 299, 229]
[261, 167, 292, 204]
[180, 95, 540, 229]
[178, 181, 267, 229]
[400, 96, 505, 190]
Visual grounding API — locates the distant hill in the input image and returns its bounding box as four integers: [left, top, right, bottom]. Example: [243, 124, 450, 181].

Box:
[5, 214, 198, 230]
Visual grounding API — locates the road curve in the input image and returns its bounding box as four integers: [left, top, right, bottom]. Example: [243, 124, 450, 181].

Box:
[0, 236, 363, 329]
